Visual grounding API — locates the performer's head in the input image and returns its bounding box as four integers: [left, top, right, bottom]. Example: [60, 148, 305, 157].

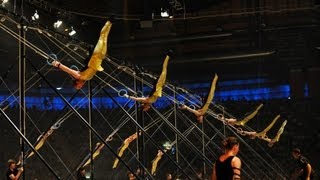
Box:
[7, 159, 16, 170]
[78, 167, 86, 177]
[142, 103, 151, 111]
[127, 171, 136, 180]
[292, 148, 301, 159]
[223, 136, 240, 154]
[197, 115, 204, 123]
[73, 79, 85, 89]
[166, 173, 172, 180]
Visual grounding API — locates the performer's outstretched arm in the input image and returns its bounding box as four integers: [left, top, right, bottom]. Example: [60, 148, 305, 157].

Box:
[180, 105, 202, 117]
[52, 60, 81, 79]
[126, 95, 148, 103]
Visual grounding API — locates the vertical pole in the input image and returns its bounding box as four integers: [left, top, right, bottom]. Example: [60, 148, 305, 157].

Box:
[173, 87, 179, 173]
[88, 81, 94, 180]
[136, 73, 145, 178]
[201, 122, 206, 177]
[19, 20, 26, 180]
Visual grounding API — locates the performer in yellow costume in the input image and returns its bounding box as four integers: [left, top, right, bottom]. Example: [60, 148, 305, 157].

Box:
[180, 74, 218, 123]
[112, 132, 139, 169]
[125, 53, 170, 111]
[151, 149, 166, 175]
[52, 20, 112, 89]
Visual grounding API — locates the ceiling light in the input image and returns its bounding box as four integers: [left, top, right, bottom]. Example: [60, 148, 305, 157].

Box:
[161, 10, 169, 18]
[53, 20, 62, 28]
[68, 26, 76, 36]
[1, 0, 8, 6]
[31, 10, 39, 21]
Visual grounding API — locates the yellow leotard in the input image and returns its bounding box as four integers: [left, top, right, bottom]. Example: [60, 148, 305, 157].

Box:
[146, 55, 169, 103]
[151, 151, 164, 175]
[112, 133, 138, 169]
[79, 21, 112, 80]
[198, 74, 218, 115]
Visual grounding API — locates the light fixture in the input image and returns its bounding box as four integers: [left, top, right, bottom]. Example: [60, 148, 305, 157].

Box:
[68, 26, 76, 36]
[160, 9, 169, 18]
[162, 141, 172, 150]
[56, 87, 63, 90]
[53, 20, 62, 28]
[31, 10, 39, 21]
[1, 0, 8, 7]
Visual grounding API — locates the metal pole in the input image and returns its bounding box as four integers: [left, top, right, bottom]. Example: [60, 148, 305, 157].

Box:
[98, 87, 192, 180]
[88, 81, 94, 180]
[173, 87, 179, 173]
[137, 74, 145, 179]
[26, 58, 139, 179]
[0, 108, 61, 179]
[18, 19, 26, 180]
[201, 122, 206, 177]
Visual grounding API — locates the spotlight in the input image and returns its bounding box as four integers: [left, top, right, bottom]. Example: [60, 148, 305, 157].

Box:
[1, 0, 8, 6]
[160, 9, 169, 18]
[53, 20, 62, 28]
[68, 26, 76, 36]
[163, 141, 172, 150]
[56, 87, 63, 90]
[31, 10, 39, 21]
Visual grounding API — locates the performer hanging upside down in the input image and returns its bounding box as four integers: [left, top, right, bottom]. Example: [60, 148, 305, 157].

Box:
[180, 74, 218, 123]
[125, 52, 170, 111]
[113, 132, 140, 169]
[52, 20, 112, 89]
[151, 149, 166, 175]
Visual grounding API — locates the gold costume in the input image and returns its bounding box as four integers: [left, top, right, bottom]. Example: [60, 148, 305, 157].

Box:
[255, 115, 280, 138]
[234, 104, 263, 126]
[112, 133, 138, 169]
[27, 129, 54, 158]
[198, 74, 218, 115]
[147, 55, 169, 103]
[267, 120, 287, 147]
[82, 143, 103, 167]
[151, 150, 164, 175]
[78, 21, 112, 80]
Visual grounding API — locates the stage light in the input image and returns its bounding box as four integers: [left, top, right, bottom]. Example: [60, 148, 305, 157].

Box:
[162, 141, 172, 150]
[1, 0, 8, 6]
[53, 20, 62, 28]
[56, 87, 62, 90]
[160, 9, 169, 18]
[31, 10, 39, 21]
[68, 26, 76, 36]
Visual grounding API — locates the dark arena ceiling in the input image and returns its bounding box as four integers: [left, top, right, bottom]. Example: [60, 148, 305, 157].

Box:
[0, 0, 320, 86]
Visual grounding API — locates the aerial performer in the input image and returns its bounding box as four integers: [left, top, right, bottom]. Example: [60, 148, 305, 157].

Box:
[180, 74, 218, 123]
[125, 51, 171, 111]
[112, 132, 140, 169]
[225, 114, 287, 147]
[51, 19, 112, 89]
